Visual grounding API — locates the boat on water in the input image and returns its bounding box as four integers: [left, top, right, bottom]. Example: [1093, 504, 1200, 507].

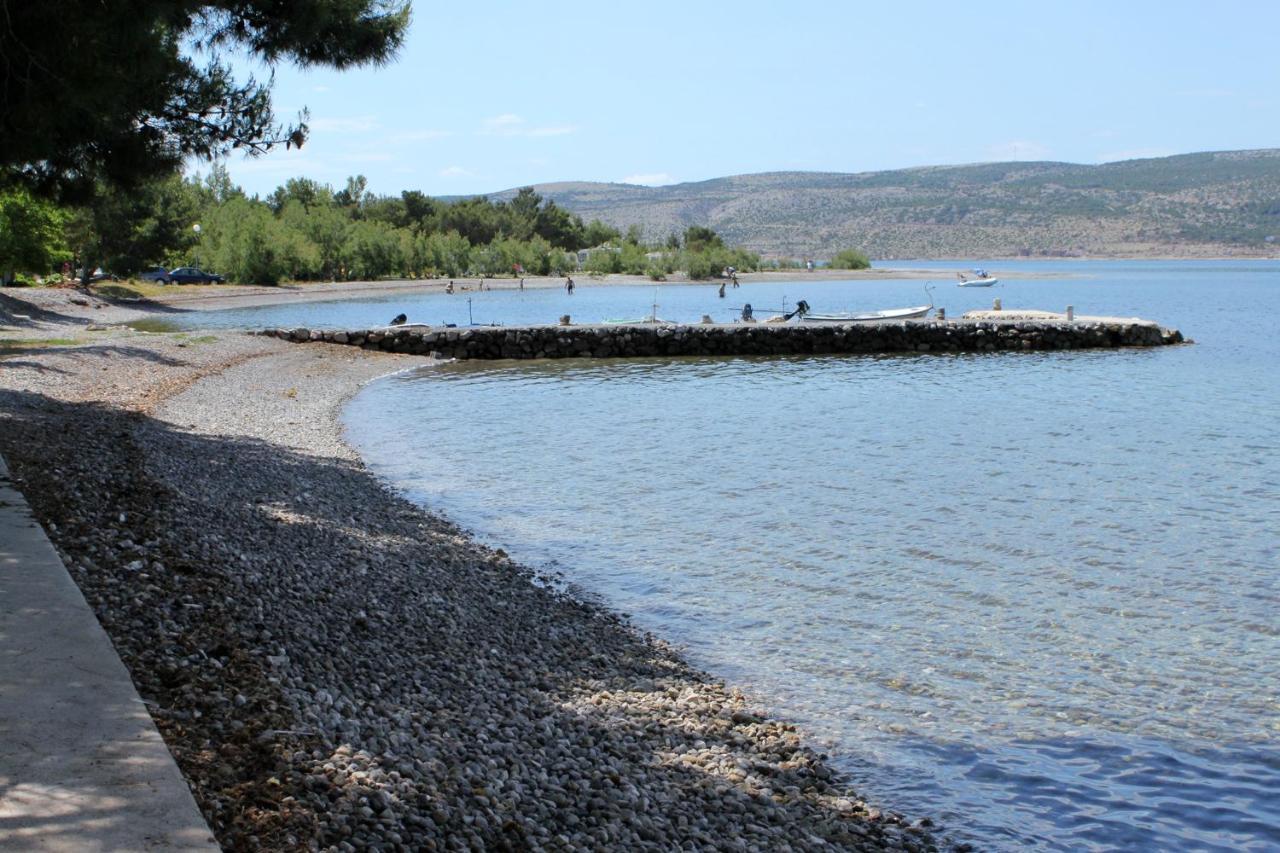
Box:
[798, 285, 934, 323]
[957, 269, 998, 287]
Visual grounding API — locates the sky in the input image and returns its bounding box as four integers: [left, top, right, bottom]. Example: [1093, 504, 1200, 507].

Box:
[216, 0, 1280, 198]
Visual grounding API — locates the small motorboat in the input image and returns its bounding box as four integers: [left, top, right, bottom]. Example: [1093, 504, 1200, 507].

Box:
[802, 305, 932, 322]
[799, 286, 933, 323]
[957, 269, 998, 287]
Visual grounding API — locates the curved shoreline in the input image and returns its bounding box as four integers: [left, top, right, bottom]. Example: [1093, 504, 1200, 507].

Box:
[0, 290, 942, 850]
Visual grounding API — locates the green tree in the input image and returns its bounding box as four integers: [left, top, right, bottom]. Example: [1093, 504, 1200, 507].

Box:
[583, 220, 621, 248]
[401, 191, 439, 229]
[342, 220, 402, 279]
[269, 178, 332, 213]
[0, 190, 67, 284]
[419, 231, 472, 277]
[682, 225, 723, 252]
[279, 201, 350, 280]
[63, 175, 206, 283]
[509, 187, 543, 236]
[362, 195, 409, 228]
[584, 249, 622, 275]
[202, 163, 245, 205]
[334, 175, 370, 213]
[533, 201, 584, 250]
[619, 242, 651, 275]
[203, 197, 289, 284]
[1, 1, 409, 200]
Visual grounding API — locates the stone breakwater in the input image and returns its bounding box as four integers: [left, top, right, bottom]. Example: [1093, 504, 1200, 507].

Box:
[261, 319, 1184, 360]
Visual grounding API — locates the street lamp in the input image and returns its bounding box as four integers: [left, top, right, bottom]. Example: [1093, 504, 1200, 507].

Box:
[192, 223, 202, 269]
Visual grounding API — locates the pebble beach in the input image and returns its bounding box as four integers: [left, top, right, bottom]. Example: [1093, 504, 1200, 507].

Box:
[0, 287, 937, 851]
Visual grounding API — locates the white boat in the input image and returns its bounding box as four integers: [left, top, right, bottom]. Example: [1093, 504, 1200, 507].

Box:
[799, 285, 933, 323]
[957, 269, 998, 287]
[801, 305, 932, 322]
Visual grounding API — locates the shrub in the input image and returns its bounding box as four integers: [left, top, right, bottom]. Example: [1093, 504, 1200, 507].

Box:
[829, 248, 871, 269]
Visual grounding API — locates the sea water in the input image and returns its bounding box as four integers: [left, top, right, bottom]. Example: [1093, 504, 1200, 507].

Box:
[324, 260, 1272, 850]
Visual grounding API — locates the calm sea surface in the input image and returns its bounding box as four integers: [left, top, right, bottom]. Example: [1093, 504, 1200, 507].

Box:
[224, 262, 1280, 849]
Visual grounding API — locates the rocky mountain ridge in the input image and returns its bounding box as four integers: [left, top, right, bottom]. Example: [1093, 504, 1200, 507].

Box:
[482, 149, 1280, 258]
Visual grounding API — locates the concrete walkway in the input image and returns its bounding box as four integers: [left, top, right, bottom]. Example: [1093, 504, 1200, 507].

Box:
[0, 455, 217, 851]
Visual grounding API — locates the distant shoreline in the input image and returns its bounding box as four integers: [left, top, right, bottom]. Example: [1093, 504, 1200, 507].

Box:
[74, 267, 1053, 314]
[12, 254, 1274, 318]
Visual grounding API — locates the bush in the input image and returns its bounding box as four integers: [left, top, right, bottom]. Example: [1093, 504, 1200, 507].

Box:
[683, 251, 716, 280]
[584, 248, 622, 275]
[829, 248, 871, 269]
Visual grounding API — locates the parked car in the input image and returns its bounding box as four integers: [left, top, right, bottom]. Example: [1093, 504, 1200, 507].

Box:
[138, 266, 172, 283]
[74, 267, 114, 282]
[167, 266, 225, 285]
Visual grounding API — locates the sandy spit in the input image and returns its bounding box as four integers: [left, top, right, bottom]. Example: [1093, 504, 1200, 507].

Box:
[0, 288, 944, 851]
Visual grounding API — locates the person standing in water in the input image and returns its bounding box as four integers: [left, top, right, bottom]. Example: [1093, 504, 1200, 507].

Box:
[565, 276, 575, 294]
[718, 281, 726, 298]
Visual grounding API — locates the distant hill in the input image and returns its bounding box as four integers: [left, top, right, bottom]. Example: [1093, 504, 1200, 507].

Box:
[481, 149, 1280, 258]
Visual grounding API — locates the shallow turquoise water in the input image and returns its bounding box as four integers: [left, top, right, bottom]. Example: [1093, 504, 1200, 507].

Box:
[338, 261, 1278, 850]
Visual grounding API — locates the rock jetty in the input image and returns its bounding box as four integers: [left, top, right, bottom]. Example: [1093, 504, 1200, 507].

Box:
[262, 318, 1183, 360]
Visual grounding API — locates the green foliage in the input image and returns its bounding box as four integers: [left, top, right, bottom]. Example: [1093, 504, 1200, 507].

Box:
[618, 243, 652, 275]
[1, 1, 409, 201]
[680, 244, 760, 280]
[584, 248, 623, 275]
[0, 189, 67, 282]
[417, 231, 473, 278]
[583, 220, 622, 248]
[203, 198, 290, 285]
[269, 178, 332, 213]
[343, 220, 402, 279]
[682, 225, 723, 252]
[1, 160, 766, 285]
[829, 248, 871, 269]
[683, 251, 716, 280]
[758, 258, 806, 270]
[533, 201, 585, 249]
[99, 174, 207, 274]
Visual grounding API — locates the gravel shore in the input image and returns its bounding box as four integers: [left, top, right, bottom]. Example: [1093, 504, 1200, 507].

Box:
[1, 289, 939, 851]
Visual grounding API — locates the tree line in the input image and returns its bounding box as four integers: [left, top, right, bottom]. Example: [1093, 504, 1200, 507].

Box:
[0, 170, 775, 285]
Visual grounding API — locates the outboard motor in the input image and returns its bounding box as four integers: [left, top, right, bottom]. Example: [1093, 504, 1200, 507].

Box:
[389, 313, 407, 326]
[741, 303, 753, 321]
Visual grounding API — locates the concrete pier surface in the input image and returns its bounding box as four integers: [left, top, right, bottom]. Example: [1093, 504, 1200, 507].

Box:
[0, 456, 216, 851]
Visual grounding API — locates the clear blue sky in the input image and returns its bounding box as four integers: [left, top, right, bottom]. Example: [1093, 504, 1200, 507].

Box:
[218, 0, 1280, 198]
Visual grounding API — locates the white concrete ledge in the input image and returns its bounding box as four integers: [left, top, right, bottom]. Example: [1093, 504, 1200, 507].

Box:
[0, 455, 217, 851]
